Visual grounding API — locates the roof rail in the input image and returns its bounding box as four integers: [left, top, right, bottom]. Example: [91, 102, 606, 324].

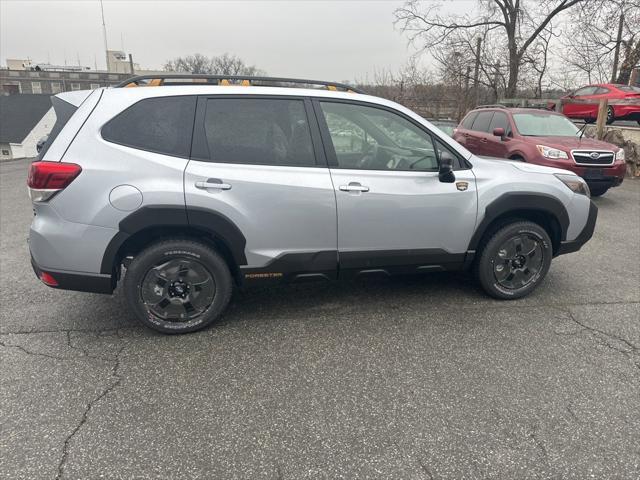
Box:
[475, 104, 508, 109]
[115, 74, 365, 94]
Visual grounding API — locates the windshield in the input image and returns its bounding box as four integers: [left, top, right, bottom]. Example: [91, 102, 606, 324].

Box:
[512, 113, 579, 137]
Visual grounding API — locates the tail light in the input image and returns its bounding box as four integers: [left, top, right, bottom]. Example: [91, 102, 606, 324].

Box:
[27, 161, 82, 202]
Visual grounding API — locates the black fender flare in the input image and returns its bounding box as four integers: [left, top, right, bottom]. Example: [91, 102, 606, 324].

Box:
[467, 192, 570, 252]
[100, 205, 247, 274]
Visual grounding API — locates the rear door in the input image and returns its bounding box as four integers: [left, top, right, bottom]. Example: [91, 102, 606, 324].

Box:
[315, 99, 477, 274]
[468, 111, 494, 156]
[184, 95, 338, 279]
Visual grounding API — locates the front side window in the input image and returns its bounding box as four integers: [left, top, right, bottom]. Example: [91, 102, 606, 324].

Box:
[102, 96, 197, 157]
[320, 101, 438, 171]
[202, 98, 316, 167]
[488, 112, 509, 133]
[574, 86, 597, 96]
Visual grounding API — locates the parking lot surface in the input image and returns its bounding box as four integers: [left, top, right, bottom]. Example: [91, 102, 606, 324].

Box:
[1, 158, 639, 479]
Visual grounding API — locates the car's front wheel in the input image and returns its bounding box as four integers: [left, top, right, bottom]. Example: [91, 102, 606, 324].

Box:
[124, 239, 233, 334]
[476, 221, 552, 299]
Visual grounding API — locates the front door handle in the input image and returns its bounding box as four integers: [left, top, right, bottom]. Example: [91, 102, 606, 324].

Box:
[339, 182, 369, 193]
[195, 178, 232, 190]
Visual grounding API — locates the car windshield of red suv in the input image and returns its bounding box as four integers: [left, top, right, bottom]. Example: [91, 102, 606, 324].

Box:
[513, 113, 579, 137]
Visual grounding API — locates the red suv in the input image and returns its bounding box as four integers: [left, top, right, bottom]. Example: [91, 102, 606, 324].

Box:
[557, 83, 640, 125]
[453, 107, 626, 196]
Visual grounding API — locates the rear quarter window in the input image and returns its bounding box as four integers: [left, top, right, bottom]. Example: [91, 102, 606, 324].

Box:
[460, 112, 477, 129]
[101, 96, 197, 158]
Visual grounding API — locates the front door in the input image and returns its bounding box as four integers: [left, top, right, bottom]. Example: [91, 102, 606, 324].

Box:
[185, 96, 338, 281]
[314, 100, 478, 275]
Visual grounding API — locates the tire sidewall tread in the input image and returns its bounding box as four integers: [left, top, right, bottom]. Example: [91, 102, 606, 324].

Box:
[475, 221, 552, 300]
[123, 239, 233, 334]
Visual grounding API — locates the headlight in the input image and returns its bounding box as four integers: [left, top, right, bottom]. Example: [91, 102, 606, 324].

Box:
[555, 173, 590, 197]
[616, 149, 625, 162]
[537, 145, 569, 159]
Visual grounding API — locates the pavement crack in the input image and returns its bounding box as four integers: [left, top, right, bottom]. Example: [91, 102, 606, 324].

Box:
[562, 308, 639, 366]
[0, 339, 69, 360]
[528, 424, 549, 466]
[417, 458, 435, 480]
[55, 344, 126, 480]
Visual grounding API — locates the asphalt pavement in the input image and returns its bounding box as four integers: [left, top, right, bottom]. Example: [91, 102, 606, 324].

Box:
[1, 158, 639, 479]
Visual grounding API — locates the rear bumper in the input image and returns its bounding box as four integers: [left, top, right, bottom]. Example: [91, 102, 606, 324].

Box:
[30, 255, 114, 294]
[556, 200, 598, 256]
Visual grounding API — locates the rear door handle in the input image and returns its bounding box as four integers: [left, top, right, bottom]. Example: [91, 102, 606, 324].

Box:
[339, 182, 369, 193]
[480, 138, 488, 143]
[195, 178, 232, 190]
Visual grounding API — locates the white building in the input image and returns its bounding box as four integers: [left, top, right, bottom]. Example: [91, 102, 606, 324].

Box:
[0, 94, 55, 160]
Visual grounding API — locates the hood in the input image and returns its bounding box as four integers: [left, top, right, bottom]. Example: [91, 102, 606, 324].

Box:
[530, 135, 620, 152]
[474, 155, 575, 176]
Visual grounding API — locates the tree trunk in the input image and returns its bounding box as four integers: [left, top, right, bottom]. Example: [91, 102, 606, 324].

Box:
[506, 59, 519, 98]
[617, 39, 640, 85]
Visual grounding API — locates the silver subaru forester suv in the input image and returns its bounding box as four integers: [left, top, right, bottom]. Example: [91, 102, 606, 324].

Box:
[29, 75, 597, 333]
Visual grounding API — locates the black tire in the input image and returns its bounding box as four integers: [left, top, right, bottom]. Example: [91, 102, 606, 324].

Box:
[123, 239, 233, 334]
[510, 155, 525, 162]
[584, 118, 595, 124]
[475, 221, 552, 300]
[589, 186, 609, 197]
[606, 106, 615, 125]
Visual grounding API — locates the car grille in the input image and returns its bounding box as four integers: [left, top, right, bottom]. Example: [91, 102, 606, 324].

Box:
[571, 150, 615, 166]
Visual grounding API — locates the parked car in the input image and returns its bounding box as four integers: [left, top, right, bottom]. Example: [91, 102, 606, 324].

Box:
[556, 83, 640, 125]
[453, 106, 626, 197]
[430, 119, 456, 137]
[29, 76, 596, 334]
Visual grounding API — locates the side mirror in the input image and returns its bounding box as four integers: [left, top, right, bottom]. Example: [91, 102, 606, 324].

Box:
[438, 152, 455, 183]
[492, 127, 506, 140]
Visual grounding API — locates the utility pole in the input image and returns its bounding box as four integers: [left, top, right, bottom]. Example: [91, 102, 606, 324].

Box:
[128, 54, 135, 75]
[611, 10, 625, 82]
[100, 0, 109, 71]
[473, 37, 482, 107]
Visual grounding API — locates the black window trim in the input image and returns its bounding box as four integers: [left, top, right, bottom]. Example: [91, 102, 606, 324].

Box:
[100, 94, 198, 159]
[189, 94, 327, 168]
[311, 97, 470, 171]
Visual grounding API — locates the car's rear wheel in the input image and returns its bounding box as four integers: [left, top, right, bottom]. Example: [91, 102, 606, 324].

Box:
[584, 118, 595, 124]
[124, 239, 233, 334]
[589, 186, 609, 197]
[476, 221, 552, 299]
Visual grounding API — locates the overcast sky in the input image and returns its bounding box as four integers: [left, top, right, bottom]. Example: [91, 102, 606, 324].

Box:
[0, 0, 475, 81]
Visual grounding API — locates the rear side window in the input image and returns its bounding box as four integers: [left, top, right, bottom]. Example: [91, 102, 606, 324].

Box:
[471, 111, 494, 132]
[460, 112, 477, 129]
[37, 96, 77, 159]
[488, 112, 509, 133]
[201, 98, 316, 167]
[101, 96, 196, 158]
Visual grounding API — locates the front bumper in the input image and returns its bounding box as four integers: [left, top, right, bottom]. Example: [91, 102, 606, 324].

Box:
[30, 255, 114, 294]
[556, 200, 598, 256]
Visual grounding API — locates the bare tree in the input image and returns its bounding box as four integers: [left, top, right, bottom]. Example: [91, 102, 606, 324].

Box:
[164, 53, 213, 74]
[395, 0, 587, 97]
[164, 53, 264, 76]
[562, 0, 640, 84]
